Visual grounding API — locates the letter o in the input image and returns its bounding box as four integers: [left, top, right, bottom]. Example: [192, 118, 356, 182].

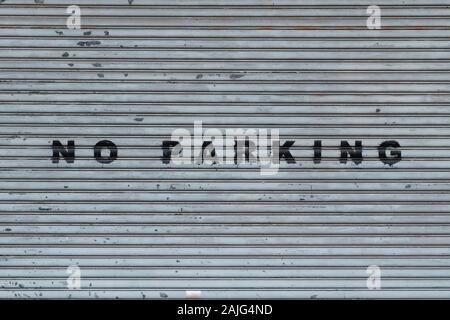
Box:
[94, 140, 117, 164]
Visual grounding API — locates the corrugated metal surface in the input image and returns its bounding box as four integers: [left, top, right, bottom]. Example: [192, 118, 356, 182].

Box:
[1, 0, 450, 299]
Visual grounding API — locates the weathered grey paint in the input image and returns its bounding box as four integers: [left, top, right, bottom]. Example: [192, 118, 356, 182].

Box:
[1, 0, 450, 299]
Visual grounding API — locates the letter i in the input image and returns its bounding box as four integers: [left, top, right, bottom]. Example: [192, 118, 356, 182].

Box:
[313, 140, 322, 164]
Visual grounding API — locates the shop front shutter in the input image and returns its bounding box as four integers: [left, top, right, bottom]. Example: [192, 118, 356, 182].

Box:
[1, 0, 450, 298]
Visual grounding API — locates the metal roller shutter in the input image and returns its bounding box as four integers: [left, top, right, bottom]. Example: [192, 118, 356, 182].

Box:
[1, 0, 450, 299]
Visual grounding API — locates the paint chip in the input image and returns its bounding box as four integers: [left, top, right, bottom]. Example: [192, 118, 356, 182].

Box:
[77, 41, 101, 47]
[230, 73, 245, 79]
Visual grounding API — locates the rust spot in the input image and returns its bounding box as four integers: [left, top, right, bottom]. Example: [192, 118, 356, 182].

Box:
[295, 26, 321, 30]
[412, 26, 433, 30]
[257, 26, 273, 30]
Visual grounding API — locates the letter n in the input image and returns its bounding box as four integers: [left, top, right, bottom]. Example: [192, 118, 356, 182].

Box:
[52, 140, 75, 163]
[340, 140, 362, 164]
